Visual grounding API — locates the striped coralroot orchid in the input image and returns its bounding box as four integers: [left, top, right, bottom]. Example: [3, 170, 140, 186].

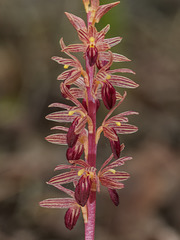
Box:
[40, 1, 138, 239]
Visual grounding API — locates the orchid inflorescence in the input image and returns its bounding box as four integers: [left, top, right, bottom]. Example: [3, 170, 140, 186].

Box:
[40, 0, 138, 239]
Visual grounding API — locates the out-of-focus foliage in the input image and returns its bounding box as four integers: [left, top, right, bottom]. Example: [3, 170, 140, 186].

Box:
[0, 0, 180, 239]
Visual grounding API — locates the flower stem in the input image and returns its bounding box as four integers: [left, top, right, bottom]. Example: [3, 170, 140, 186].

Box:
[85, 55, 97, 239]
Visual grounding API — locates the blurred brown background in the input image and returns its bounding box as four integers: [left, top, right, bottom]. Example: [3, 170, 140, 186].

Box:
[0, 0, 180, 239]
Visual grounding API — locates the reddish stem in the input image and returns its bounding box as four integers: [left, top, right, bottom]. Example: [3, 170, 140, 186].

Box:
[84, 12, 97, 237]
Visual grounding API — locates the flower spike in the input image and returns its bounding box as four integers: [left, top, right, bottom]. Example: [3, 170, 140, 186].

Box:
[40, 0, 138, 238]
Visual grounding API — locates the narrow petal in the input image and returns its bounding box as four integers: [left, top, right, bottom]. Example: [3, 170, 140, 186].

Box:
[99, 154, 113, 173]
[107, 111, 139, 123]
[112, 53, 131, 62]
[70, 88, 84, 99]
[109, 75, 139, 88]
[100, 176, 124, 189]
[45, 133, 67, 145]
[63, 44, 86, 53]
[39, 198, 75, 209]
[65, 12, 87, 31]
[108, 188, 119, 206]
[74, 116, 87, 135]
[50, 126, 68, 132]
[95, 2, 120, 23]
[107, 68, 136, 74]
[46, 111, 75, 123]
[48, 171, 79, 185]
[57, 69, 73, 81]
[103, 156, 132, 171]
[48, 103, 73, 110]
[65, 207, 80, 230]
[52, 56, 77, 67]
[113, 123, 138, 134]
[78, 28, 89, 43]
[103, 126, 118, 141]
[103, 171, 130, 181]
[104, 37, 122, 47]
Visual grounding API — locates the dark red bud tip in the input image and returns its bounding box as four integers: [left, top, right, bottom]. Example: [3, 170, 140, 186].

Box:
[64, 207, 80, 230]
[66, 144, 83, 161]
[67, 118, 80, 148]
[110, 129, 121, 159]
[101, 81, 116, 110]
[75, 175, 91, 207]
[108, 188, 119, 206]
[86, 45, 98, 66]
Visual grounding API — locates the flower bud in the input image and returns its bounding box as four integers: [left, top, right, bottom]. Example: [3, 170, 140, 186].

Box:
[86, 45, 98, 66]
[101, 81, 116, 109]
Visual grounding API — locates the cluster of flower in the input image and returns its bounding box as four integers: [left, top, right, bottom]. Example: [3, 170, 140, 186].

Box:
[40, 0, 138, 231]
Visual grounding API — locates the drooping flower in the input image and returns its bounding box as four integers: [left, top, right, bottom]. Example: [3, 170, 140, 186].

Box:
[39, 184, 87, 230]
[47, 160, 97, 207]
[97, 154, 131, 205]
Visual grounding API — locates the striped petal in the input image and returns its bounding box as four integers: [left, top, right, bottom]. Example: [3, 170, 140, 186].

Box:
[103, 156, 132, 172]
[63, 44, 86, 53]
[113, 123, 138, 134]
[109, 75, 139, 88]
[65, 12, 87, 31]
[112, 53, 131, 62]
[45, 133, 67, 145]
[40, 198, 76, 208]
[46, 111, 76, 123]
[48, 103, 73, 110]
[103, 126, 118, 141]
[99, 176, 124, 189]
[52, 56, 77, 67]
[95, 2, 120, 23]
[104, 37, 122, 47]
[103, 171, 130, 181]
[107, 68, 136, 74]
[48, 171, 79, 185]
